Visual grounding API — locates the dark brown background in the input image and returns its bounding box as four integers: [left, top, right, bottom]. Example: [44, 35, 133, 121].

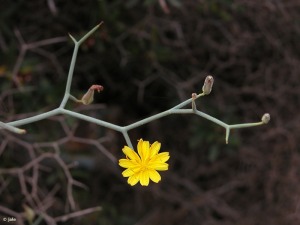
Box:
[0, 0, 299, 224]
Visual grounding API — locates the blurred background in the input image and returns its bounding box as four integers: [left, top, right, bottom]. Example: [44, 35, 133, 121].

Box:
[0, 0, 299, 224]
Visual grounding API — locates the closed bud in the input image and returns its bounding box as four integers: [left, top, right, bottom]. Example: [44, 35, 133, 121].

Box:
[81, 85, 103, 105]
[191, 93, 197, 100]
[202, 75, 214, 95]
[261, 113, 270, 124]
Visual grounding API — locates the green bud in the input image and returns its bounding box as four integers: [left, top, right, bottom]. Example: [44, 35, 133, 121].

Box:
[81, 85, 103, 105]
[261, 113, 270, 124]
[191, 93, 197, 100]
[202, 75, 214, 95]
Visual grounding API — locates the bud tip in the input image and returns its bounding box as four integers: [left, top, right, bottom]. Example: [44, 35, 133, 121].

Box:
[202, 75, 214, 95]
[192, 93, 197, 99]
[261, 113, 270, 124]
[81, 84, 103, 105]
[19, 129, 27, 134]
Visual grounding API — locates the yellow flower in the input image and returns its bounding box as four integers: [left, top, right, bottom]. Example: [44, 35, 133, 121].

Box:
[119, 139, 170, 186]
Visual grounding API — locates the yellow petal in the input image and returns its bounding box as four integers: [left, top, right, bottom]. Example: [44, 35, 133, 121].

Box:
[128, 173, 140, 186]
[148, 169, 161, 183]
[119, 159, 138, 168]
[142, 140, 150, 161]
[151, 152, 170, 163]
[149, 141, 161, 158]
[140, 170, 150, 186]
[137, 139, 144, 158]
[137, 139, 150, 161]
[122, 168, 135, 177]
[122, 146, 140, 162]
[148, 162, 169, 171]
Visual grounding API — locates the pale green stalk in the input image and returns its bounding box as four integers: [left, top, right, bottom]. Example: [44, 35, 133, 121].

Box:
[0, 23, 269, 152]
[59, 108, 122, 132]
[0, 121, 26, 134]
[6, 109, 60, 127]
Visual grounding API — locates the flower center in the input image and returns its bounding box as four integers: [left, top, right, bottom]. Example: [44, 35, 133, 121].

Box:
[139, 161, 149, 171]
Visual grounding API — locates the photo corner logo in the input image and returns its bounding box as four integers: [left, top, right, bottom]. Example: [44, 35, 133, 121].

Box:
[2, 216, 17, 223]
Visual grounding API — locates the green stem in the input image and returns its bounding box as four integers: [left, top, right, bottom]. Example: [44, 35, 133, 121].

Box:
[0, 121, 25, 134]
[59, 23, 103, 109]
[0, 24, 268, 148]
[122, 130, 133, 149]
[229, 122, 263, 129]
[193, 110, 228, 128]
[59, 108, 123, 132]
[172, 93, 204, 109]
[225, 127, 230, 144]
[124, 109, 172, 131]
[78, 22, 103, 45]
[6, 109, 60, 127]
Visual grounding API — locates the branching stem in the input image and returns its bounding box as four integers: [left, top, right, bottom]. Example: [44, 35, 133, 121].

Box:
[0, 23, 269, 150]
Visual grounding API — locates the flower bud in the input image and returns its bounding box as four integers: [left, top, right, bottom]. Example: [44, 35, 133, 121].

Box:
[202, 75, 214, 95]
[261, 113, 270, 124]
[81, 85, 103, 105]
[191, 93, 197, 100]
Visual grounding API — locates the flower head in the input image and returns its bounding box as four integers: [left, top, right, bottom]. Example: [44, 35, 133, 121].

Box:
[119, 139, 170, 186]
